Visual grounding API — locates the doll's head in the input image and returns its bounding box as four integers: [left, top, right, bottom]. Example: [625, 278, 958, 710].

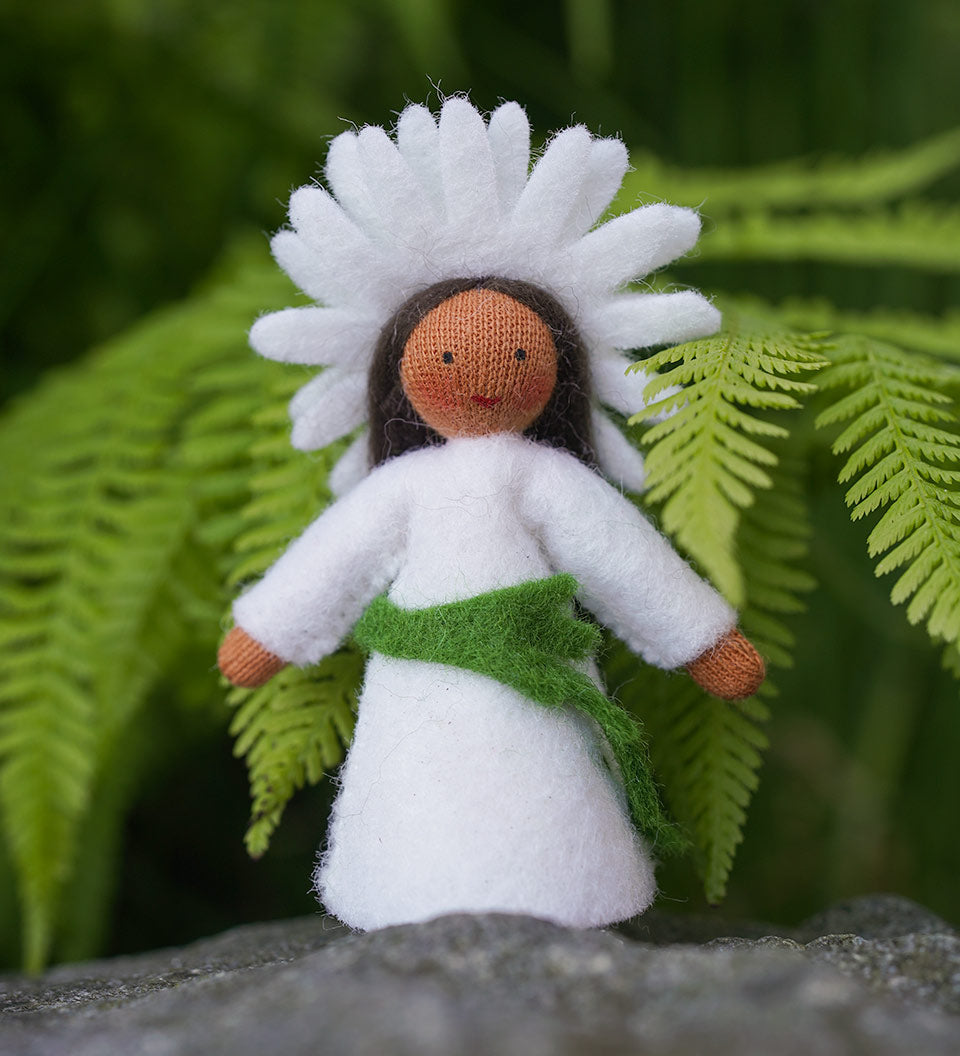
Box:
[368, 276, 595, 466]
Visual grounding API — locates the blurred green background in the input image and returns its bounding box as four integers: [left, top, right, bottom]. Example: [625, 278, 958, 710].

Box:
[2, 0, 960, 963]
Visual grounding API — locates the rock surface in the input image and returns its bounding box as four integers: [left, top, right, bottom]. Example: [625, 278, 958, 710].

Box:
[1, 895, 959, 1055]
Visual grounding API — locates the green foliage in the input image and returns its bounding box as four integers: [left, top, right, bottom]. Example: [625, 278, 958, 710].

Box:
[616, 354, 811, 899]
[700, 204, 960, 272]
[621, 127, 960, 213]
[217, 376, 362, 858]
[736, 455, 817, 674]
[815, 338, 960, 644]
[629, 313, 826, 606]
[228, 653, 361, 859]
[0, 239, 296, 970]
[611, 660, 770, 904]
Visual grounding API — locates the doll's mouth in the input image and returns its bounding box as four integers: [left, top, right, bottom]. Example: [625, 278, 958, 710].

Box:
[471, 394, 502, 408]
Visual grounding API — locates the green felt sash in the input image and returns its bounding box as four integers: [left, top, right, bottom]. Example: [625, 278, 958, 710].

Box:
[353, 573, 687, 856]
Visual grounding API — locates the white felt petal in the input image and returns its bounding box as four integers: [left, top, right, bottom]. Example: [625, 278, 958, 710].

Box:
[324, 132, 388, 236]
[355, 125, 436, 244]
[511, 126, 594, 244]
[438, 97, 500, 232]
[592, 409, 647, 492]
[288, 186, 366, 257]
[585, 290, 722, 351]
[569, 137, 629, 238]
[592, 352, 650, 415]
[396, 104, 442, 209]
[571, 205, 702, 294]
[282, 187, 385, 306]
[289, 369, 368, 451]
[249, 307, 381, 367]
[270, 230, 330, 304]
[487, 101, 531, 213]
[592, 352, 684, 419]
[329, 430, 371, 496]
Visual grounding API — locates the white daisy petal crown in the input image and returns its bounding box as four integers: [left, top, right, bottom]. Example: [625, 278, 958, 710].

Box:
[249, 96, 721, 494]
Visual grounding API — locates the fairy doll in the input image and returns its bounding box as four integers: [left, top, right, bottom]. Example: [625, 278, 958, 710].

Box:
[218, 98, 764, 931]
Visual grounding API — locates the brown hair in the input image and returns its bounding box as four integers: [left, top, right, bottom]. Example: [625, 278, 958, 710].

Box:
[367, 276, 595, 467]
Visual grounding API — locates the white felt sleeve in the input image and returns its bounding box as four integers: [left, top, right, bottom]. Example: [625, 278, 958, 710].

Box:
[232, 462, 407, 666]
[520, 448, 736, 669]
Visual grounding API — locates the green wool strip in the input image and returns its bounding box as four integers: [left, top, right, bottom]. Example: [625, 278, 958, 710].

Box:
[354, 574, 688, 856]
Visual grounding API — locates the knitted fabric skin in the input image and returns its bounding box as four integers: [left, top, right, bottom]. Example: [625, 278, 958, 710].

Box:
[400, 289, 559, 438]
[218, 627, 285, 688]
[685, 628, 765, 700]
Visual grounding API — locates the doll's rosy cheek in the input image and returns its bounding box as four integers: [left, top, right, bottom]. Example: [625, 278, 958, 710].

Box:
[431, 375, 459, 412]
[407, 368, 458, 414]
[519, 374, 554, 412]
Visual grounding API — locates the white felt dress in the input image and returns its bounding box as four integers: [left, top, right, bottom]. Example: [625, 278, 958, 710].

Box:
[233, 432, 735, 930]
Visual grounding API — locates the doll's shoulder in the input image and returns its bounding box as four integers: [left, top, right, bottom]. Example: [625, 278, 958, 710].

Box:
[514, 434, 608, 490]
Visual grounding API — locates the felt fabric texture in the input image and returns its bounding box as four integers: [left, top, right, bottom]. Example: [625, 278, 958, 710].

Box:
[287, 368, 368, 452]
[328, 430, 369, 497]
[590, 407, 648, 493]
[353, 574, 685, 854]
[248, 97, 720, 484]
[317, 653, 656, 931]
[233, 433, 735, 931]
[233, 433, 735, 670]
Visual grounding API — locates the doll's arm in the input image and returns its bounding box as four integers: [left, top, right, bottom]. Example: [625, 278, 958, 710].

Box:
[221, 460, 407, 681]
[521, 447, 764, 696]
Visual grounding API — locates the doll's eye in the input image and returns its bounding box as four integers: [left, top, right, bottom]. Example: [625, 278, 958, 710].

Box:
[442, 351, 454, 364]
[515, 348, 527, 361]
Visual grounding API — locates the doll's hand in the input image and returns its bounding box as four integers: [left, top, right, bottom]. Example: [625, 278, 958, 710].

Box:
[218, 626, 287, 688]
[685, 629, 765, 701]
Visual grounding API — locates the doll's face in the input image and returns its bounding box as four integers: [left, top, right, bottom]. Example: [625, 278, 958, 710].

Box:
[400, 289, 559, 438]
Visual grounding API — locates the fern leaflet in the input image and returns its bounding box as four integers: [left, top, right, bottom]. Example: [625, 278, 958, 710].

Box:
[738, 454, 817, 675]
[608, 453, 813, 901]
[218, 361, 362, 856]
[762, 297, 960, 368]
[606, 650, 769, 904]
[630, 310, 825, 606]
[816, 336, 960, 646]
[228, 652, 362, 857]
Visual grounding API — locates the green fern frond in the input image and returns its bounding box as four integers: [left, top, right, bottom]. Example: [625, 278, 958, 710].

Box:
[816, 336, 960, 645]
[621, 126, 960, 212]
[628, 311, 826, 606]
[216, 356, 363, 856]
[0, 238, 296, 969]
[699, 202, 960, 272]
[607, 653, 770, 904]
[227, 651, 362, 858]
[0, 353, 197, 971]
[738, 455, 817, 675]
[759, 297, 960, 368]
[607, 452, 812, 902]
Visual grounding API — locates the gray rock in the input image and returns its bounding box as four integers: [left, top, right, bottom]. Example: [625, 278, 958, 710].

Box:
[796, 894, 956, 941]
[807, 932, 960, 1015]
[1, 902, 958, 1056]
